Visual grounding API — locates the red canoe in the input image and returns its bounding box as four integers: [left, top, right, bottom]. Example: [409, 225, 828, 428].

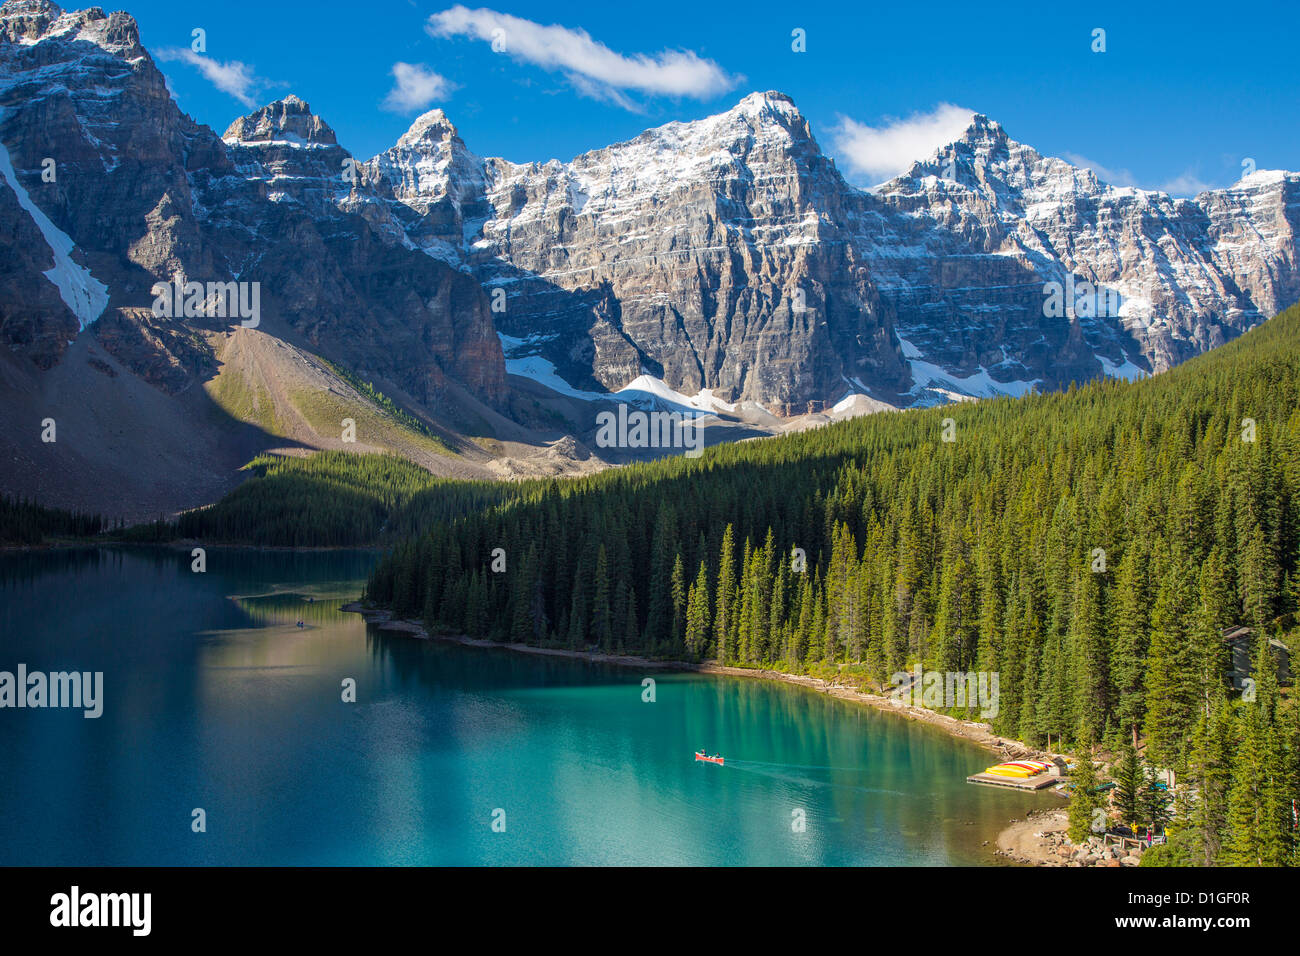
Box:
[694, 751, 724, 766]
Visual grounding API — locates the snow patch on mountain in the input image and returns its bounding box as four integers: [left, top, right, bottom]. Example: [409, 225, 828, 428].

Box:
[615, 374, 736, 417]
[899, 336, 1039, 401]
[1098, 354, 1147, 381]
[0, 136, 108, 329]
[498, 333, 603, 400]
[499, 333, 741, 416]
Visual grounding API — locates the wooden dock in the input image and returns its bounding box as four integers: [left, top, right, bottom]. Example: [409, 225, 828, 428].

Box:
[966, 770, 1062, 790]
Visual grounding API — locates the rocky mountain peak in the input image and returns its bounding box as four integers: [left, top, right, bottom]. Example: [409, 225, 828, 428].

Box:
[953, 112, 1004, 146]
[567, 88, 820, 186]
[365, 105, 487, 255]
[0, 0, 62, 32]
[397, 108, 460, 147]
[0, 1, 141, 55]
[923, 112, 1013, 173]
[733, 90, 801, 118]
[1235, 168, 1290, 190]
[723, 89, 813, 141]
[223, 95, 338, 146]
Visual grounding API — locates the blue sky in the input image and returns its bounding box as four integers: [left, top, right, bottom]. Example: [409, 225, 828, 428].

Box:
[129, 0, 1300, 194]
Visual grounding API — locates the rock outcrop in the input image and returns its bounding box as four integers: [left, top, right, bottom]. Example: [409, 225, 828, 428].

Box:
[869, 114, 1300, 390]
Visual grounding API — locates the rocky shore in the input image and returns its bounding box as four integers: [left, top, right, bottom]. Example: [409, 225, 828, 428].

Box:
[996, 809, 1144, 867]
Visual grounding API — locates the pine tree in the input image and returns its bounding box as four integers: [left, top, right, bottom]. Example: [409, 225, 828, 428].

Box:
[592, 545, 613, 650]
[621, 581, 639, 651]
[1240, 522, 1278, 629]
[1068, 739, 1103, 843]
[1187, 699, 1234, 865]
[644, 507, 677, 649]
[1112, 545, 1150, 746]
[714, 525, 737, 663]
[669, 552, 687, 654]
[685, 561, 710, 659]
[1071, 569, 1110, 742]
[1114, 738, 1143, 832]
[1224, 706, 1270, 866]
[1138, 765, 1172, 838]
[1144, 554, 1197, 767]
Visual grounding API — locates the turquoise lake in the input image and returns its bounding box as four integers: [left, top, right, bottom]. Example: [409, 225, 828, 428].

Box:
[0, 548, 1049, 865]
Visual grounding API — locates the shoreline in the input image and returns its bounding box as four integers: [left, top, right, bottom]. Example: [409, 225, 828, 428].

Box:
[996, 809, 1070, 866]
[1, 539, 383, 554]
[346, 602, 1070, 865]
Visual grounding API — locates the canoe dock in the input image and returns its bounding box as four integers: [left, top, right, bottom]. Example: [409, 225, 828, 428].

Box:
[966, 770, 1061, 790]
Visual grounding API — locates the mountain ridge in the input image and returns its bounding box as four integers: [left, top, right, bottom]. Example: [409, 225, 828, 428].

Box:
[360, 84, 1299, 407]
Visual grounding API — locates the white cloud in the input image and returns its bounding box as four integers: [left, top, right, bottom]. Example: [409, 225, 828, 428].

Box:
[831, 103, 975, 185]
[383, 62, 455, 113]
[155, 48, 265, 108]
[1064, 153, 1213, 196]
[1062, 152, 1139, 188]
[1159, 171, 1213, 196]
[426, 5, 739, 108]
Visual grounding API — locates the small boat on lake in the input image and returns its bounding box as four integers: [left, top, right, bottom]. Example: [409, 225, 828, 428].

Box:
[695, 751, 724, 766]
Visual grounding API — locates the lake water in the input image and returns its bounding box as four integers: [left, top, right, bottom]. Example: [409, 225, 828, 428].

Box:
[0, 547, 1048, 865]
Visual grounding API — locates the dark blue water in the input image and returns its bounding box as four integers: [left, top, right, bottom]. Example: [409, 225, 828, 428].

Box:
[0, 547, 1047, 865]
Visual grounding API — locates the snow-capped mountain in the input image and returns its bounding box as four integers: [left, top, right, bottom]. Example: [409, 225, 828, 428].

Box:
[372, 93, 1300, 408]
[373, 92, 909, 407]
[0, 1, 504, 400]
[869, 114, 1300, 391]
[360, 107, 492, 266]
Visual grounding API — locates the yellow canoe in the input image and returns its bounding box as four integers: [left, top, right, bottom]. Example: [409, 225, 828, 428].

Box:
[984, 763, 1036, 778]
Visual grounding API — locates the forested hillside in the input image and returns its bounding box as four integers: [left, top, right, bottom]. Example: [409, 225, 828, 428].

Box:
[0, 495, 106, 545]
[133, 452, 536, 547]
[368, 305, 1300, 866]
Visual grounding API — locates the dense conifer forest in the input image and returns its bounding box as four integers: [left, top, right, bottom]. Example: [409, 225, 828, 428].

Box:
[0, 495, 105, 545]
[0, 453, 539, 547]
[164, 452, 530, 546]
[367, 305, 1300, 866]
[116, 453, 539, 547]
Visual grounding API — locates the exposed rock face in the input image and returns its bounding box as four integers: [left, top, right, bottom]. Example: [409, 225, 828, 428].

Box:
[374, 95, 1300, 407]
[223, 93, 335, 146]
[0, 1, 504, 403]
[0, 1, 191, 375]
[214, 96, 505, 404]
[868, 115, 1300, 389]
[360, 108, 492, 265]
[1196, 171, 1300, 326]
[373, 93, 909, 405]
[479, 93, 912, 405]
[0, 172, 78, 369]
